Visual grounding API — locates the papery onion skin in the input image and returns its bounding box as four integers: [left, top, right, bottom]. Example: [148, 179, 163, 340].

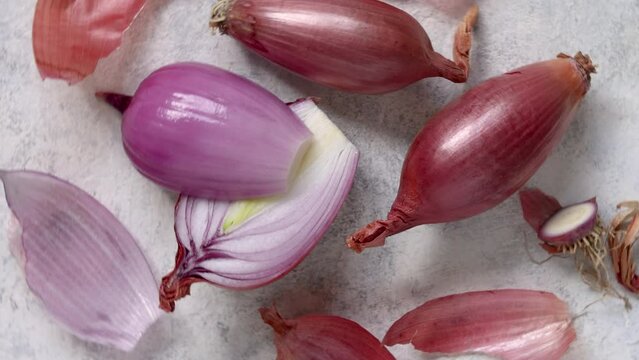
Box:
[383, 289, 576, 360]
[98, 62, 312, 200]
[158, 99, 358, 312]
[211, 0, 478, 94]
[0, 170, 160, 351]
[608, 202, 639, 293]
[348, 52, 596, 252]
[33, 0, 146, 83]
[260, 306, 395, 360]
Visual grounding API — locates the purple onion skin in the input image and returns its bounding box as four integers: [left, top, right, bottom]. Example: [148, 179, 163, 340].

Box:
[539, 198, 598, 246]
[106, 62, 311, 200]
[348, 54, 595, 251]
[216, 0, 475, 94]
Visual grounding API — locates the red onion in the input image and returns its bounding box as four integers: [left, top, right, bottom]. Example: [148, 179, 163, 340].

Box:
[159, 99, 358, 311]
[348, 52, 596, 252]
[98, 62, 312, 200]
[609, 202, 639, 293]
[0, 170, 160, 351]
[210, 0, 478, 94]
[384, 289, 576, 360]
[260, 306, 395, 360]
[33, 0, 146, 83]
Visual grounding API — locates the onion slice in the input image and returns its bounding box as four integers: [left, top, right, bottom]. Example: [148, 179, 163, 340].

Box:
[608, 201, 639, 293]
[33, 0, 146, 83]
[260, 306, 395, 360]
[383, 289, 576, 360]
[0, 170, 161, 351]
[159, 99, 359, 311]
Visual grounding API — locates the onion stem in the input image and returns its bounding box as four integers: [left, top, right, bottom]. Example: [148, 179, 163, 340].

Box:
[96, 92, 133, 114]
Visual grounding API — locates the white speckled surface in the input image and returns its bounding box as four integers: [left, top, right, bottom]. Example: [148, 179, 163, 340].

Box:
[1, 0, 639, 359]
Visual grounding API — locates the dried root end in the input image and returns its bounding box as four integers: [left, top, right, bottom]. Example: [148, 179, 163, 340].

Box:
[210, 0, 234, 33]
[549, 219, 630, 309]
[608, 202, 639, 295]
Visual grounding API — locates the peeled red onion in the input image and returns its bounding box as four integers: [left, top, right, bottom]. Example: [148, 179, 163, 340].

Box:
[210, 0, 478, 94]
[98, 62, 312, 200]
[348, 53, 596, 252]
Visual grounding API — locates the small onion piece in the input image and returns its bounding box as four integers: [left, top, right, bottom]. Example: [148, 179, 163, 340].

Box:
[0, 170, 161, 351]
[159, 99, 359, 311]
[260, 306, 395, 360]
[383, 289, 576, 360]
[210, 0, 478, 94]
[539, 199, 598, 245]
[33, 0, 146, 83]
[98, 62, 312, 200]
[348, 52, 596, 252]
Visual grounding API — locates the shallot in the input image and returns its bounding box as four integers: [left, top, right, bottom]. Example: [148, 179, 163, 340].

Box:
[159, 99, 358, 311]
[384, 289, 576, 360]
[260, 306, 394, 360]
[98, 62, 312, 200]
[210, 0, 478, 94]
[0, 170, 160, 351]
[348, 52, 596, 252]
[33, 0, 146, 83]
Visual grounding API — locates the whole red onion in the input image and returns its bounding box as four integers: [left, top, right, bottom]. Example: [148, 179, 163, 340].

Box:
[348, 53, 596, 252]
[210, 0, 478, 94]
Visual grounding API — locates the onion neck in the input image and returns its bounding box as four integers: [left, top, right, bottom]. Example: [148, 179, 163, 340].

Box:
[210, 0, 235, 33]
[96, 92, 132, 114]
[259, 306, 293, 335]
[346, 210, 415, 253]
[159, 245, 203, 312]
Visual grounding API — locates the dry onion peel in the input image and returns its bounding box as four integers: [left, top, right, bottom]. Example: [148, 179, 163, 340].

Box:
[33, 0, 146, 83]
[0, 170, 161, 351]
[159, 99, 359, 311]
[260, 305, 395, 360]
[210, 0, 478, 94]
[383, 289, 576, 360]
[608, 201, 639, 293]
[98, 62, 312, 200]
[348, 52, 595, 252]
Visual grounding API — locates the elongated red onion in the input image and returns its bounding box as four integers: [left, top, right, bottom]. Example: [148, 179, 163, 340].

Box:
[348, 52, 596, 252]
[260, 306, 395, 360]
[210, 0, 478, 94]
[384, 289, 576, 360]
[0, 170, 160, 351]
[159, 99, 358, 311]
[98, 62, 312, 200]
[33, 0, 146, 83]
[608, 202, 639, 293]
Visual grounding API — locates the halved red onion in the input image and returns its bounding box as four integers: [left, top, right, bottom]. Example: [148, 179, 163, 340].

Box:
[260, 306, 395, 360]
[0, 170, 160, 351]
[33, 0, 146, 83]
[384, 289, 576, 360]
[99, 63, 312, 200]
[159, 99, 359, 311]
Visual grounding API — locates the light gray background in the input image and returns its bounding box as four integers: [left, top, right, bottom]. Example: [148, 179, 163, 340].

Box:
[1, 0, 638, 359]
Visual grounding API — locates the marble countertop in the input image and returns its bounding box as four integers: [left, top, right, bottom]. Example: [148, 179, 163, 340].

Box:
[1, 0, 639, 359]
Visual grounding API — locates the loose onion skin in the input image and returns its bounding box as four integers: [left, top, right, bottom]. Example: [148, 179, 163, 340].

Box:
[211, 0, 478, 94]
[348, 53, 596, 252]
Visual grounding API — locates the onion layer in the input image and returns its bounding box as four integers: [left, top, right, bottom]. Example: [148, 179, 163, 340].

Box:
[33, 0, 146, 83]
[0, 170, 160, 351]
[384, 289, 576, 360]
[260, 306, 395, 360]
[159, 99, 358, 311]
[99, 62, 312, 200]
[211, 0, 478, 94]
[348, 52, 596, 252]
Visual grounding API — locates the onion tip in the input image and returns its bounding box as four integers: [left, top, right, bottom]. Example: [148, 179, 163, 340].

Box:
[159, 268, 200, 312]
[259, 305, 293, 335]
[346, 220, 392, 253]
[210, 0, 234, 33]
[96, 92, 133, 114]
